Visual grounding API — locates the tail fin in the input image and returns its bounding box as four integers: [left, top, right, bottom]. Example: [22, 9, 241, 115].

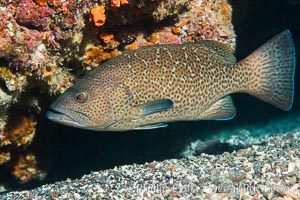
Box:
[237, 30, 295, 111]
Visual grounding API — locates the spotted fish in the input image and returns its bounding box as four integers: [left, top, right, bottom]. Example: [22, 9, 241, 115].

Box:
[47, 30, 295, 131]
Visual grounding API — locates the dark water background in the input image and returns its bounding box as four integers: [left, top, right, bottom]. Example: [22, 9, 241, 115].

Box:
[1, 0, 300, 191]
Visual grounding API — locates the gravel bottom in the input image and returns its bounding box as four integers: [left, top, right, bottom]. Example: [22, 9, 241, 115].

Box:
[1, 130, 299, 200]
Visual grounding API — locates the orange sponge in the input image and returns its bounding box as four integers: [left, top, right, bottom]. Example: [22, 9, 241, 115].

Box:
[111, 0, 120, 8]
[121, 0, 129, 5]
[90, 6, 106, 26]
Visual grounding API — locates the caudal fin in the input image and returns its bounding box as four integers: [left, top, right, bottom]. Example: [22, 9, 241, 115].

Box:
[237, 30, 295, 111]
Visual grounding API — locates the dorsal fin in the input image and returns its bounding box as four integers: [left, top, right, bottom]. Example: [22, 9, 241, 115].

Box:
[198, 96, 236, 120]
[194, 40, 236, 63]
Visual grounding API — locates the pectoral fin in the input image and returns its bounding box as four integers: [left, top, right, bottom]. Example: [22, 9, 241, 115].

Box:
[134, 123, 168, 130]
[198, 96, 236, 120]
[128, 99, 174, 120]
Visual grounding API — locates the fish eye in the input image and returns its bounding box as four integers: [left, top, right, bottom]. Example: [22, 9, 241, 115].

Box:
[74, 91, 88, 103]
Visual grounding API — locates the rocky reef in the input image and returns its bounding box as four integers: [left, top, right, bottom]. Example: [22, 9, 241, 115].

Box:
[0, 0, 235, 188]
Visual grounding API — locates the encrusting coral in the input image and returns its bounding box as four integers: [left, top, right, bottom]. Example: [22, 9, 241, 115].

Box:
[0, 0, 235, 189]
[1, 113, 36, 147]
[11, 153, 46, 183]
[0, 152, 10, 165]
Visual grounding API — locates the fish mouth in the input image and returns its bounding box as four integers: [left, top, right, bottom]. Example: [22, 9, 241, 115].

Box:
[46, 107, 87, 128]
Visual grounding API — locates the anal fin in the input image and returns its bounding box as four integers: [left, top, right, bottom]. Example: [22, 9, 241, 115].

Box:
[198, 96, 236, 120]
[134, 123, 168, 130]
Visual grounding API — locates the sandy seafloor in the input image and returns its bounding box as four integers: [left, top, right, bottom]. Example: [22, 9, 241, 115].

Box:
[0, 112, 300, 199]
